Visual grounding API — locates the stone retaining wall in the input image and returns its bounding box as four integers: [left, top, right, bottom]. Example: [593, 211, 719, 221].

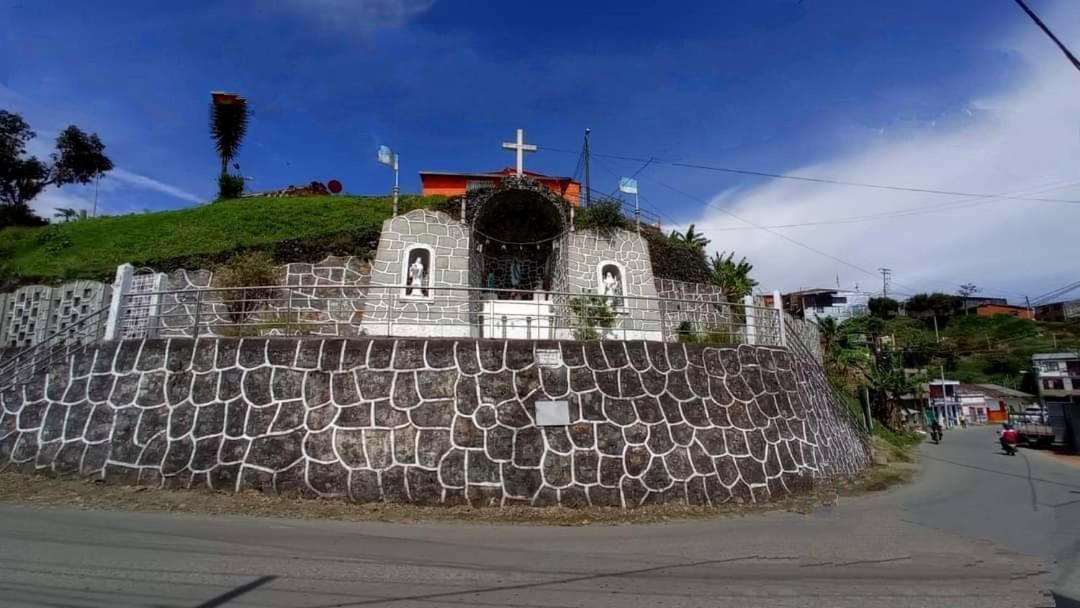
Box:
[0, 337, 869, 507]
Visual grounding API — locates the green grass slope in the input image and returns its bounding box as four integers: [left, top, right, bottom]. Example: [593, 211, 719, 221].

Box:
[0, 195, 443, 285]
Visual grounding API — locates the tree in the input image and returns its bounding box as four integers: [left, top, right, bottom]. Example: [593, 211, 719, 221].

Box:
[866, 349, 920, 428]
[868, 296, 899, 319]
[708, 250, 758, 301]
[53, 207, 78, 222]
[0, 110, 113, 228]
[905, 292, 963, 326]
[669, 224, 710, 251]
[209, 93, 249, 198]
[957, 282, 979, 315]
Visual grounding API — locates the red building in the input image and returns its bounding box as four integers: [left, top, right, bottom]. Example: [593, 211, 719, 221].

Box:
[975, 303, 1034, 320]
[419, 168, 582, 206]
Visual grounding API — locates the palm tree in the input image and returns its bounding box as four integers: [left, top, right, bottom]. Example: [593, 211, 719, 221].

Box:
[209, 93, 249, 177]
[53, 207, 78, 222]
[709, 250, 758, 301]
[669, 224, 710, 251]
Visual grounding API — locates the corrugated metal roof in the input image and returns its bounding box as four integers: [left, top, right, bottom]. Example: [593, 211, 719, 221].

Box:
[971, 383, 1035, 399]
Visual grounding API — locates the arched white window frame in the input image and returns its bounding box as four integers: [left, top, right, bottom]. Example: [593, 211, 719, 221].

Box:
[595, 260, 627, 311]
[402, 244, 435, 301]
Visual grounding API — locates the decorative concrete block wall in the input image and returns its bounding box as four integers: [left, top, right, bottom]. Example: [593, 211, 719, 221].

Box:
[564, 229, 662, 339]
[0, 337, 869, 507]
[156, 256, 369, 338]
[361, 210, 473, 337]
[0, 281, 110, 349]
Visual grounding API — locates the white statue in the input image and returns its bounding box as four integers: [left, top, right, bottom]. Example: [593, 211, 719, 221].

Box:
[603, 271, 620, 306]
[407, 256, 426, 296]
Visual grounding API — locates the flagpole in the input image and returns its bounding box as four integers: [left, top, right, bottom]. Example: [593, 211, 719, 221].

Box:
[392, 153, 400, 217]
[634, 191, 640, 229]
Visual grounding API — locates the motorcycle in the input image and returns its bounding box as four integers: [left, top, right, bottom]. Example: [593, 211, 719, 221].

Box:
[930, 428, 942, 444]
[1000, 438, 1018, 456]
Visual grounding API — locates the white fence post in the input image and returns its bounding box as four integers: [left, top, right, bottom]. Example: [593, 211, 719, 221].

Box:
[773, 289, 786, 347]
[147, 272, 168, 338]
[743, 294, 756, 345]
[104, 263, 133, 341]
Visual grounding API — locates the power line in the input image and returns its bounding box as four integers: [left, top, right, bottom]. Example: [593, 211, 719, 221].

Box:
[539, 145, 1080, 205]
[697, 179, 1080, 231]
[1013, 0, 1080, 72]
[1031, 279, 1080, 305]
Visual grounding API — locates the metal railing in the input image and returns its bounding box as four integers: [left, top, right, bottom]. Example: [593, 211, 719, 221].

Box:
[120, 283, 783, 345]
[0, 307, 108, 389]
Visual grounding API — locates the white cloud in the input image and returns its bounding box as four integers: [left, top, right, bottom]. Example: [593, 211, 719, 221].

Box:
[30, 188, 93, 221]
[282, 0, 434, 31]
[106, 169, 203, 204]
[685, 3, 1080, 302]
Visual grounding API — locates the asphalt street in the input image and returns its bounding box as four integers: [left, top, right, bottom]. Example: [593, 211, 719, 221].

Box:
[1, 427, 1077, 608]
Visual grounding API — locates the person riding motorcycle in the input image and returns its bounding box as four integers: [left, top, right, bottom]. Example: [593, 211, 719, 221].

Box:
[929, 418, 943, 443]
[1000, 423, 1019, 454]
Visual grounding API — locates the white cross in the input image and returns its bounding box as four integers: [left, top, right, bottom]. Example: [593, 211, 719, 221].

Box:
[501, 128, 537, 176]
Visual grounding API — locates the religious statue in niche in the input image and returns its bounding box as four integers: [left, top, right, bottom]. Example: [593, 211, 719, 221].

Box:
[601, 263, 623, 308]
[404, 248, 430, 297]
[510, 257, 524, 299]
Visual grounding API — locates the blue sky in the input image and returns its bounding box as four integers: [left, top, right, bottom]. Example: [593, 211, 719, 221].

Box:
[3, 0, 1079, 299]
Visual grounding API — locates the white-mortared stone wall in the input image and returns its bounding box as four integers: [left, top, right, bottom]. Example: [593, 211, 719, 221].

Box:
[0, 337, 870, 507]
[361, 210, 473, 338]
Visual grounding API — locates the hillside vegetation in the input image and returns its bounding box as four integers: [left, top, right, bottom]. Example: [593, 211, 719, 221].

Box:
[0, 195, 442, 286]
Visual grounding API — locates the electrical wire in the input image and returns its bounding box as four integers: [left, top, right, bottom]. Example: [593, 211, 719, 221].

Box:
[539, 146, 1080, 205]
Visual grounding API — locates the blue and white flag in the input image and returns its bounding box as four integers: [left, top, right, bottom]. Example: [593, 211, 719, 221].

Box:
[377, 145, 395, 166]
[618, 177, 638, 195]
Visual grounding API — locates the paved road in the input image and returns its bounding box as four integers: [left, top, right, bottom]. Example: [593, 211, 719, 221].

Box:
[1, 427, 1077, 608]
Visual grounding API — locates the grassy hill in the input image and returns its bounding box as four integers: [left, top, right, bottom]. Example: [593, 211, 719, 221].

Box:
[853, 313, 1080, 389]
[0, 195, 444, 286]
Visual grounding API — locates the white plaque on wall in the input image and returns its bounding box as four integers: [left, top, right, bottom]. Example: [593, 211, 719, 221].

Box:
[535, 400, 570, 426]
[536, 349, 562, 368]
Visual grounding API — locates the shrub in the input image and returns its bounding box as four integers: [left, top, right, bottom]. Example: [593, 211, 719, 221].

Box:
[676, 323, 742, 346]
[217, 174, 245, 200]
[215, 251, 280, 324]
[569, 295, 617, 341]
[642, 229, 711, 283]
[574, 199, 634, 235]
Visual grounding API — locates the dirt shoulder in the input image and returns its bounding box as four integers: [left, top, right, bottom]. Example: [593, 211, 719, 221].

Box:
[0, 458, 916, 526]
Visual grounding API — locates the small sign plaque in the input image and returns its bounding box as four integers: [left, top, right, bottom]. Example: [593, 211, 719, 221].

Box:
[536, 348, 562, 368]
[535, 400, 570, 426]
[533, 349, 561, 369]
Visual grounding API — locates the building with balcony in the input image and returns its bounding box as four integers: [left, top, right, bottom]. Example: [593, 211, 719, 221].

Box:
[1032, 352, 1080, 451]
[928, 379, 962, 428]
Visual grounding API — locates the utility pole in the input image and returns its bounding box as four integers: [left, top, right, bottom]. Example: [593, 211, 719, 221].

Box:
[1025, 295, 1034, 318]
[583, 128, 592, 207]
[878, 267, 892, 298]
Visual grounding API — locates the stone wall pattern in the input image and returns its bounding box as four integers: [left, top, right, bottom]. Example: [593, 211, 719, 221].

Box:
[653, 278, 733, 339]
[156, 256, 370, 338]
[0, 337, 870, 507]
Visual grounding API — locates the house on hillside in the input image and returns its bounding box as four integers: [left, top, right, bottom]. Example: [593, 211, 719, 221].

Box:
[767, 288, 870, 322]
[974, 303, 1034, 320]
[961, 296, 1007, 312]
[420, 168, 582, 206]
[1035, 298, 1080, 322]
